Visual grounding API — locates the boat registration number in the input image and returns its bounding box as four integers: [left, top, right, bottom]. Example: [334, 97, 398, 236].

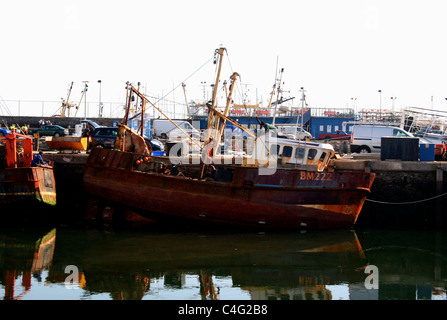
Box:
[300, 172, 333, 181]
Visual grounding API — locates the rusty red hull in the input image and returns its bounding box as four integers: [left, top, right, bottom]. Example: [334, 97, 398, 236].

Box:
[84, 148, 375, 230]
[0, 166, 57, 207]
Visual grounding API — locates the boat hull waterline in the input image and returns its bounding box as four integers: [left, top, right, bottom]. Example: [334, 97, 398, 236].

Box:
[84, 148, 375, 230]
[0, 166, 56, 207]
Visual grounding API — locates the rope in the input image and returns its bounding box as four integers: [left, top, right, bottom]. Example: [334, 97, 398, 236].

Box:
[366, 191, 447, 205]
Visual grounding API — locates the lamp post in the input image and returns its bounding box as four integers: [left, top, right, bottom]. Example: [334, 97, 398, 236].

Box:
[351, 97, 357, 115]
[378, 90, 382, 121]
[390, 96, 397, 112]
[83, 81, 89, 120]
[98, 80, 103, 118]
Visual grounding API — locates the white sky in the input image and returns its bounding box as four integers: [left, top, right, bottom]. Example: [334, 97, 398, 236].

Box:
[1, 0, 447, 117]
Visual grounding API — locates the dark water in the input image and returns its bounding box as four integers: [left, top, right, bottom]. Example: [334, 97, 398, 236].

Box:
[1, 216, 446, 301]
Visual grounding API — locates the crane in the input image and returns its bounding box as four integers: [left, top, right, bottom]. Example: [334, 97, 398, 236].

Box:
[74, 82, 88, 118]
[60, 82, 76, 117]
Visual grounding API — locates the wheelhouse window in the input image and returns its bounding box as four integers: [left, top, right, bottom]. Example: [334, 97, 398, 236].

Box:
[319, 152, 327, 162]
[308, 149, 317, 160]
[282, 146, 293, 157]
[295, 147, 306, 159]
[268, 144, 280, 156]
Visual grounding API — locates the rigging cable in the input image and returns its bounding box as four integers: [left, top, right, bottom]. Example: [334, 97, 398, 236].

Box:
[366, 191, 447, 205]
[225, 51, 256, 130]
[130, 55, 214, 121]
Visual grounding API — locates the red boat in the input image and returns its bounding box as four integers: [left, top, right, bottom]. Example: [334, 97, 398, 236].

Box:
[84, 147, 374, 230]
[83, 48, 375, 230]
[0, 129, 56, 209]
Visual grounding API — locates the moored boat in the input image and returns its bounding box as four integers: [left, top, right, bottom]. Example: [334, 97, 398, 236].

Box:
[0, 129, 56, 211]
[84, 147, 374, 229]
[83, 48, 375, 230]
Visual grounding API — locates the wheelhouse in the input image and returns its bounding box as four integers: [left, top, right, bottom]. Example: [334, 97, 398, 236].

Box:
[269, 138, 335, 171]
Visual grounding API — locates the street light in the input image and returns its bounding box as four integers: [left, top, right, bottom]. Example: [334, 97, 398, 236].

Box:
[98, 80, 103, 117]
[378, 90, 382, 120]
[351, 97, 357, 115]
[83, 81, 89, 120]
[390, 96, 397, 112]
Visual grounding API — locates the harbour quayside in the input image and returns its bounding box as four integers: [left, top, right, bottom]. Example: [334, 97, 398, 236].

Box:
[83, 48, 375, 230]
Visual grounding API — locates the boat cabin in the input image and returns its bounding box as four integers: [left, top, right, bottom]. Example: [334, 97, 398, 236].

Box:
[269, 138, 335, 171]
[0, 131, 33, 168]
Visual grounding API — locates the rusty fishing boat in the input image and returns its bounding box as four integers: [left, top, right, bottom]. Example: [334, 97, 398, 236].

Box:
[0, 128, 56, 210]
[83, 48, 375, 230]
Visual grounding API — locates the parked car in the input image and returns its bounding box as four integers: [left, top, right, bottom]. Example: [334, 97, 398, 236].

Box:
[414, 132, 447, 144]
[318, 130, 351, 141]
[419, 137, 447, 161]
[81, 119, 102, 129]
[433, 142, 447, 161]
[89, 127, 118, 149]
[31, 125, 69, 137]
[89, 126, 165, 155]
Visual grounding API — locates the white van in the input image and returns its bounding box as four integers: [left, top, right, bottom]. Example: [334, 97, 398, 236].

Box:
[276, 125, 312, 140]
[351, 125, 413, 153]
[152, 120, 200, 140]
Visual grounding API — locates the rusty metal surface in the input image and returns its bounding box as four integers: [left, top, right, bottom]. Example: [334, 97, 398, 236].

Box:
[84, 148, 375, 230]
[0, 166, 56, 206]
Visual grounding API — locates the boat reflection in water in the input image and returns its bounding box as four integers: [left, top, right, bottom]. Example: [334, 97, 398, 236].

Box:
[0, 225, 446, 300]
[0, 228, 56, 300]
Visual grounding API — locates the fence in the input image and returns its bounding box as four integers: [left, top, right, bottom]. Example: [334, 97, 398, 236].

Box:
[0, 98, 190, 120]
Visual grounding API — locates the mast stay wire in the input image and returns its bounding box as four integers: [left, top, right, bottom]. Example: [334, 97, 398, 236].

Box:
[224, 50, 255, 127]
[224, 51, 275, 159]
[130, 55, 214, 120]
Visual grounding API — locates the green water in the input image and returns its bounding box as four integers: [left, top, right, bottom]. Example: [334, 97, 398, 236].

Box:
[1, 222, 446, 300]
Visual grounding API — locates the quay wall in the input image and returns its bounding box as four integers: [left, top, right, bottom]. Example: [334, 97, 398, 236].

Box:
[334, 159, 447, 228]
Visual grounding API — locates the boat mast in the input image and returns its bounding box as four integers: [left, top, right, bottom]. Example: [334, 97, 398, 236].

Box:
[267, 56, 279, 111]
[212, 72, 240, 157]
[181, 83, 191, 119]
[204, 47, 226, 143]
[61, 81, 73, 117]
[122, 82, 132, 125]
[74, 82, 88, 118]
[295, 87, 306, 140]
[272, 67, 284, 126]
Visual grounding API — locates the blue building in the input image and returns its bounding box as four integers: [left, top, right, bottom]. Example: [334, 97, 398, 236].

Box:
[309, 116, 354, 139]
[188, 108, 355, 140]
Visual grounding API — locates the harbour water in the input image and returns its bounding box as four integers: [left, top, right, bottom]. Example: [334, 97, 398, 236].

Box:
[1, 206, 446, 301]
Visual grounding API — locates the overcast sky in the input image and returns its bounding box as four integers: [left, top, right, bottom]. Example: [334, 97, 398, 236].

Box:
[1, 0, 447, 117]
